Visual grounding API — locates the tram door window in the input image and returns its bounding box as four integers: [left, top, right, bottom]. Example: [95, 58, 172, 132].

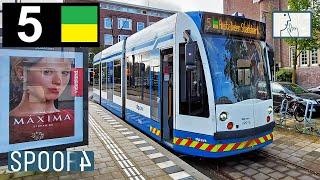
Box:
[107, 61, 114, 101]
[93, 63, 101, 103]
[150, 50, 161, 122]
[179, 43, 209, 118]
[161, 48, 173, 142]
[93, 64, 100, 91]
[114, 60, 121, 97]
[102, 63, 107, 92]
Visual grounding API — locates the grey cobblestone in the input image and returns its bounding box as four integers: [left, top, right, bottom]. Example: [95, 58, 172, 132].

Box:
[268, 171, 286, 179]
[252, 173, 269, 180]
[286, 170, 301, 177]
[257, 167, 274, 174]
[229, 172, 244, 179]
[242, 168, 258, 176]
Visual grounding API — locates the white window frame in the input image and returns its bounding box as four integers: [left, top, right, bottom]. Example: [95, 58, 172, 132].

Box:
[118, 18, 132, 30]
[104, 34, 113, 45]
[137, 22, 145, 32]
[300, 50, 308, 67]
[104, 17, 112, 29]
[118, 35, 129, 42]
[311, 49, 318, 66]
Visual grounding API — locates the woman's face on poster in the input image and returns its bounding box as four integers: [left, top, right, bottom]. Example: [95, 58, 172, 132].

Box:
[26, 58, 72, 101]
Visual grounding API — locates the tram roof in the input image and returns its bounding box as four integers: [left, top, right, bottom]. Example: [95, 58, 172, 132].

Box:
[94, 13, 178, 63]
[94, 11, 266, 63]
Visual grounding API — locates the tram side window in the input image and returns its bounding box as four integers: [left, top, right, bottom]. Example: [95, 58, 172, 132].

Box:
[140, 60, 151, 105]
[114, 60, 121, 96]
[102, 63, 107, 91]
[127, 50, 159, 108]
[127, 55, 141, 102]
[93, 64, 100, 90]
[179, 43, 209, 118]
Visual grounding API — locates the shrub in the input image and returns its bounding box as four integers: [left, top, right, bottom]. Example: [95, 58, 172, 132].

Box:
[276, 68, 292, 82]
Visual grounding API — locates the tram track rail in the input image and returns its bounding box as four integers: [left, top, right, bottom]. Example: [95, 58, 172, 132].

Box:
[181, 149, 320, 180]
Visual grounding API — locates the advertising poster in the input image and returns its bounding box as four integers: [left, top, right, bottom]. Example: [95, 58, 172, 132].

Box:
[0, 48, 88, 153]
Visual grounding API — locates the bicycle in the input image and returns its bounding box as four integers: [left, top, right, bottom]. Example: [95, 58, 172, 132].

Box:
[274, 93, 305, 124]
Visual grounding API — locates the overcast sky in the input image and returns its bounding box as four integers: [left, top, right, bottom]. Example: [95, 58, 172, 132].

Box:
[0, 0, 224, 28]
[1, 0, 224, 13]
[109, 0, 224, 13]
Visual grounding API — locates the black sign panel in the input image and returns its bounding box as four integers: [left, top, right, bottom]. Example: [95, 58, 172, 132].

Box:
[203, 13, 266, 41]
[2, 3, 100, 47]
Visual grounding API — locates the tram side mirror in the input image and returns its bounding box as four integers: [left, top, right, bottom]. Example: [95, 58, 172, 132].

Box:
[185, 41, 198, 71]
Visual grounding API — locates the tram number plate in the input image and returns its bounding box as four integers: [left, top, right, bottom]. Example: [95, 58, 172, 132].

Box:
[241, 117, 251, 125]
[195, 138, 207, 143]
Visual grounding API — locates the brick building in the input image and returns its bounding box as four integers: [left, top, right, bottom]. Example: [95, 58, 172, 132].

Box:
[224, 0, 320, 88]
[65, 0, 175, 47]
[98, 0, 175, 47]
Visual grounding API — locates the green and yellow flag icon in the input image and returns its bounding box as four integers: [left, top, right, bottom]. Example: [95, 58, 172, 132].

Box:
[61, 6, 98, 43]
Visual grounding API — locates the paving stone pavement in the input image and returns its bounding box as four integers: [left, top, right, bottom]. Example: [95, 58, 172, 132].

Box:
[89, 102, 209, 180]
[263, 126, 320, 174]
[0, 102, 209, 180]
[183, 151, 320, 180]
[182, 125, 320, 180]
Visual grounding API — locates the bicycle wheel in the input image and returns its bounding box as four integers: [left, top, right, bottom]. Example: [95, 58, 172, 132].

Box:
[294, 105, 305, 123]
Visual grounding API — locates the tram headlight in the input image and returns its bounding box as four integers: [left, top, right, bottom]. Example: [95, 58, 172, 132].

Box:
[219, 112, 228, 121]
[267, 106, 273, 114]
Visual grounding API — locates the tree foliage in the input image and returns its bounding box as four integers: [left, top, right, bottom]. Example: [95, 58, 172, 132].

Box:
[286, 0, 320, 50]
[285, 0, 320, 83]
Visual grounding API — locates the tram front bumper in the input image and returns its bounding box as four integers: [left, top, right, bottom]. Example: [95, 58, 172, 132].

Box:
[214, 121, 275, 140]
[173, 131, 273, 158]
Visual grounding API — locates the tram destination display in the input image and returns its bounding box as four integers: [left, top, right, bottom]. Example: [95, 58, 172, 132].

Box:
[203, 13, 266, 40]
[0, 48, 88, 154]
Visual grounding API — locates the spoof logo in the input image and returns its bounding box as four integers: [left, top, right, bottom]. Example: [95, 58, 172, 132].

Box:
[273, 12, 312, 38]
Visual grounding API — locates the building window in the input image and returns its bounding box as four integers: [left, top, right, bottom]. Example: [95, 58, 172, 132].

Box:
[118, 18, 132, 30]
[104, 17, 112, 29]
[311, 49, 318, 65]
[118, 35, 129, 42]
[289, 46, 296, 66]
[137, 22, 145, 31]
[300, 50, 308, 66]
[100, 3, 171, 18]
[104, 34, 113, 45]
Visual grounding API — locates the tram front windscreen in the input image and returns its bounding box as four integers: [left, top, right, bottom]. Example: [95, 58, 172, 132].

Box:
[202, 34, 272, 105]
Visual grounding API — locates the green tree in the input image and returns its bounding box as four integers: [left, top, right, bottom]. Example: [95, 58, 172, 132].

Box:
[286, 0, 320, 83]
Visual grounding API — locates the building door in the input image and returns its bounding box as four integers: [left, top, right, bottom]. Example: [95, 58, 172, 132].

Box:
[161, 48, 173, 142]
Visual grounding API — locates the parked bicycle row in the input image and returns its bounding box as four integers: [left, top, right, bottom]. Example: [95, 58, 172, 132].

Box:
[272, 82, 320, 135]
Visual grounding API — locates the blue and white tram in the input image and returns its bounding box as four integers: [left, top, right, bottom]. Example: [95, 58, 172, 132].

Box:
[92, 12, 275, 158]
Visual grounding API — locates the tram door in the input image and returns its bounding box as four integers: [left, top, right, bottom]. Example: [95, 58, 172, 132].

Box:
[161, 49, 174, 142]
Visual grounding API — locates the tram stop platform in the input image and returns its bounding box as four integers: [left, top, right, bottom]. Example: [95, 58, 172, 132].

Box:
[0, 102, 209, 180]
